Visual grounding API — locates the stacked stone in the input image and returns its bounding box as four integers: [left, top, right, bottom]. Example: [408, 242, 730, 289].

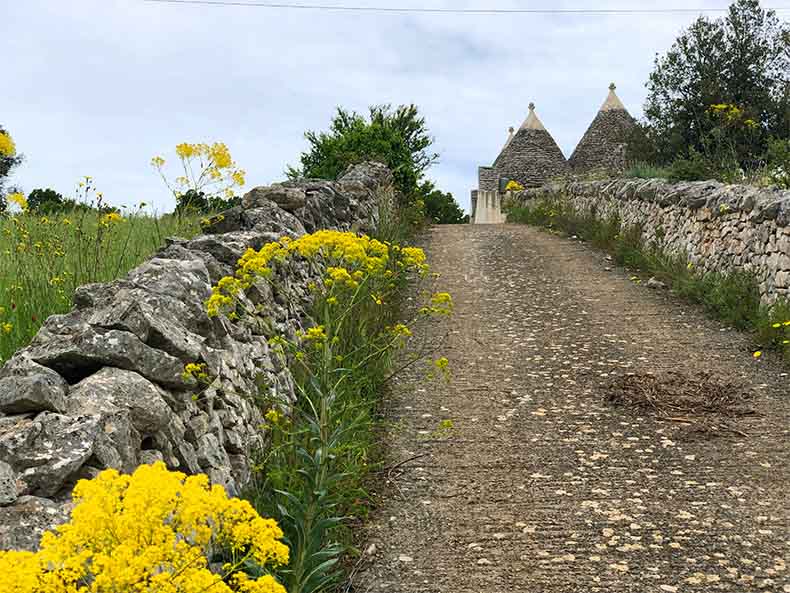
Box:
[0, 162, 394, 551]
[514, 178, 790, 304]
[569, 84, 636, 175]
[478, 166, 497, 191]
[492, 103, 569, 188]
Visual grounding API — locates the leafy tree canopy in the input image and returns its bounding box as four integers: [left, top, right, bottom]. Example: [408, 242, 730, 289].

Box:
[418, 181, 468, 224]
[27, 188, 66, 213]
[288, 104, 466, 223]
[643, 0, 789, 164]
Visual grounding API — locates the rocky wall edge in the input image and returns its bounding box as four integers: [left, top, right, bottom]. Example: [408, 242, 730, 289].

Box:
[0, 162, 394, 551]
[511, 178, 790, 303]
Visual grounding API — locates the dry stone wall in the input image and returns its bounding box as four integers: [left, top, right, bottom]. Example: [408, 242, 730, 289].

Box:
[0, 162, 393, 551]
[513, 178, 790, 304]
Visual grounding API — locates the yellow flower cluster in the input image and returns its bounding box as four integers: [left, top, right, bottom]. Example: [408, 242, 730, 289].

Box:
[7, 192, 27, 211]
[389, 323, 412, 337]
[264, 408, 284, 425]
[207, 230, 428, 318]
[151, 142, 246, 203]
[302, 325, 327, 343]
[0, 462, 288, 593]
[505, 180, 525, 192]
[419, 292, 454, 316]
[708, 103, 759, 128]
[182, 362, 210, 382]
[99, 211, 123, 226]
[0, 131, 16, 157]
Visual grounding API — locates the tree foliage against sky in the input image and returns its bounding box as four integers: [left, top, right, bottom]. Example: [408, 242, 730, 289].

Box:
[642, 0, 789, 165]
[289, 104, 467, 223]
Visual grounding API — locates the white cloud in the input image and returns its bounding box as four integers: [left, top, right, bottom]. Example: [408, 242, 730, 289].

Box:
[4, 0, 738, 213]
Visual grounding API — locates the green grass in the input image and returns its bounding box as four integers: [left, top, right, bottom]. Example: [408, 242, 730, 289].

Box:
[507, 196, 790, 359]
[623, 162, 671, 179]
[0, 207, 205, 362]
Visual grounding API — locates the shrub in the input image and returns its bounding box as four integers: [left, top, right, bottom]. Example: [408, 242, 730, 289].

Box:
[667, 149, 716, 182]
[204, 229, 451, 593]
[0, 462, 289, 593]
[766, 137, 790, 188]
[505, 180, 524, 192]
[623, 162, 671, 179]
[26, 188, 72, 214]
[286, 105, 438, 207]
[176, 188, 241, 215]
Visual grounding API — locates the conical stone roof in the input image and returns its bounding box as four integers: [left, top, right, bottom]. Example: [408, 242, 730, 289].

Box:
[493, 103, 568, 188]
[569, 83, 636, 174]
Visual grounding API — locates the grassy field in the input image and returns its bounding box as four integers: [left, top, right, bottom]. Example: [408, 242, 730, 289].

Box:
[0, 207, 205, 363]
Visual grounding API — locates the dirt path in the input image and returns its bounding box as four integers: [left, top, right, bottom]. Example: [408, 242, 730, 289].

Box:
[355, 223, 789, 593]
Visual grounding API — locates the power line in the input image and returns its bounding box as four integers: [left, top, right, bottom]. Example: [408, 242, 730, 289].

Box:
[140, 0, 790, 15]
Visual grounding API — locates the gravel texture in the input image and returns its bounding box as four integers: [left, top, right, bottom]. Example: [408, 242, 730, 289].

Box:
[355, 223, 789, 593]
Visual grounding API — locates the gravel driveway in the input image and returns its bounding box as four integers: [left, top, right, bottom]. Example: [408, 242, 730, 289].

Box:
[355, 223, 789, 593]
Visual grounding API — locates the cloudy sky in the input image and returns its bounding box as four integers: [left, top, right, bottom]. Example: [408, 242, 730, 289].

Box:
[3, 0, 773, 213]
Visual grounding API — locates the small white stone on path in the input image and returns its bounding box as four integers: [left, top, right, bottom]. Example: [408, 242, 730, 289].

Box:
[398, 555, 413, 563]
[477, 558, 492, 565]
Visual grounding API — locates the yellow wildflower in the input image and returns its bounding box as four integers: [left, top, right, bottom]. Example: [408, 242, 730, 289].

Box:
[7, 192, 27, 211]
[100, 211, 123, 225]
[175, 142, 197, 159]
[303, 325, 327, 343]
[0, 131, 16, 157]
[0, 463, 288, 593]
[265, 409, 284, 425]
[182, 362, 209, 382]
[1, 323, 12, 334]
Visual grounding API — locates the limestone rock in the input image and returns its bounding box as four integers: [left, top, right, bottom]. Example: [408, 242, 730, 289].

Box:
[0, 356, 68, 414]
[0, 413, 100, 497]
[0, 461, 17, 506]
[0, 496, 70, 551]
[67, 368, 172, 435]
[243, 186, 306, 212]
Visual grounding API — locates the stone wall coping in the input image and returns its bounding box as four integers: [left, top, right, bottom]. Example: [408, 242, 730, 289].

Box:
[516, 178, 790, 225]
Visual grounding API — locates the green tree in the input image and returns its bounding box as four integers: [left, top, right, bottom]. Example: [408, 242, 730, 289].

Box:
[27, 188, 66, 213]
[643, 0, 789, 165]
[418, 181, 467, 224]
[175, 188, 240, 215]
[287, 104, 439, 203]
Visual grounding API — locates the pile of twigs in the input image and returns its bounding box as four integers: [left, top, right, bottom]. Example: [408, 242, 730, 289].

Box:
[606, 372, 756, 436]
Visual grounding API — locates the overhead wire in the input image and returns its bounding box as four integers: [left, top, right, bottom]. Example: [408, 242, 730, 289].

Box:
[139, 0, 790, 15]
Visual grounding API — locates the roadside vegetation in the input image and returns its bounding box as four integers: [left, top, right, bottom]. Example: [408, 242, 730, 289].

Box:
[507, 197, 790, 361]
[199, 226, 451, 593]
[623, 0, 789, 188]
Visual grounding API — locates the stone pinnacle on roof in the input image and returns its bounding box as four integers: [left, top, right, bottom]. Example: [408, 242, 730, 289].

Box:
[600, 82, 627, 112]
[520, 102, 548, 131]
[569, 82, 636, 174]
[502, 126, 516, 150]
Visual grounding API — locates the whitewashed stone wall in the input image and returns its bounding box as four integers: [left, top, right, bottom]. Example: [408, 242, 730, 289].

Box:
[514, 178, 790, 304]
